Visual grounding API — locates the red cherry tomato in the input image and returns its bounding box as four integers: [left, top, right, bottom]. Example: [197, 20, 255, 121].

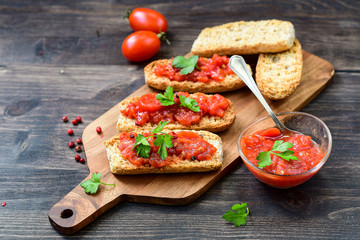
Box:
[128, 8, 168, 33]
[122, 31, 160, 62]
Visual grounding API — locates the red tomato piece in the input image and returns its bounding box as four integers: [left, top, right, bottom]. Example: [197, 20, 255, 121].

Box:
[128, 8, 168, 33]
[138, 93, 164, 112]
[261, 128, 282, 138]
[122, 31, 160, 62]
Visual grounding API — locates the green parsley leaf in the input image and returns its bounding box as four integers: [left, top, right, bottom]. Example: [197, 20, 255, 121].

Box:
[163, 133, 173, 148]
[133, 134, 151, 158]
[222, 203, 249, 227]
[272, 141, 294, 152]
[179, 95, 200, 112]
[151, 120, 169, 134]
[80, 179, 99, 194]
[153, 132, 173, 160]
[274, 150, 298, 161]
[256, 140, 299, 169]
[156, 86, 175, 106]
[256, 151, 271, 169]
[154, 134, 164, 147]
[188, 55, 199, 66]
[157, 138, 168, 159]
[272, 140, 283, 150]
[91, 172, 102, 182]
[134, 134, 150, 147]
[80, 172, 115, 194]
[156, 86, 200, 112]
[136, 144, 151, 158]
[133, 122, 173, 160]
[172, 55, 199, 75]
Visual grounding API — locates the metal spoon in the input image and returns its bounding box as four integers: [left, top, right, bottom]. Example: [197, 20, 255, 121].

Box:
[229, 55, 287, 131]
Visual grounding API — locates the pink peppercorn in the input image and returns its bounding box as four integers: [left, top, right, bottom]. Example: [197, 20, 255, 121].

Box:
[2, 202, 6, 207]
[72, 119, 78, 125]
[75, 145, 82, 152]
[75, 155, 81, 162]
[76, 116, 82, 123]
[67, 129, 74, 135]
[62, 116, 68, 122]
[76, 138, 82, 144]
[96, 126, 102, 134]
[68, 141, 75, 148]
[79, 158, 85, 164]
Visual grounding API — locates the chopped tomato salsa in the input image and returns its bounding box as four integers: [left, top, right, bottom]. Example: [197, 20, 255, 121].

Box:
[118, 131, 217, 168]
[121, 92, 229, 126]
[154, 54, 234, 83]
[241, 128, 325, 175]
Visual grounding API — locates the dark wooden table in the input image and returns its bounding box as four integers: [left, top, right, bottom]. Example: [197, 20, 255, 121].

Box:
[0, 0, 359, 239]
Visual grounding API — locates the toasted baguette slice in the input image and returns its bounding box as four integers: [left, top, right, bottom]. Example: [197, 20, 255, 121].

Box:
[116, 93, 235, 133]
[256, 38, 303, 100]
[145, 59, 252, 93]
[191, 19, 295, 57]
[104, 130, 223, 175]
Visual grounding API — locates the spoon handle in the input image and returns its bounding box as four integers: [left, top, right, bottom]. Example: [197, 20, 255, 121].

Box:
[229, 55, 286, 131]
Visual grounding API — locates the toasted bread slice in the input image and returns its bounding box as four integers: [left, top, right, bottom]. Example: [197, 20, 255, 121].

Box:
[104, 130, 223, 175]
[256, 38, 303, 100]
[191, 19, 295, 57]
[116, 93, 235, 133]
[145, 59, 252, 93]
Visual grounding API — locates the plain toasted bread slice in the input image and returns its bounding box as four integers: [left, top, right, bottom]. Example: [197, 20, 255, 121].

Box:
[104, 130, 223, 175]
[256, 38, 303, 100]
[191, 19, 295, 57]
[116, 93, 235, 133]
[145, 59, 251, 93]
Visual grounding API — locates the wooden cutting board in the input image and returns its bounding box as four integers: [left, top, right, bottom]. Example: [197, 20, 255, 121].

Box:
[48, 50, 334, 235]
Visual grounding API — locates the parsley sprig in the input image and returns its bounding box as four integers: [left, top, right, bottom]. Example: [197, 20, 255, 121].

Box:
[133, 121, 173, 160]
[80, 172, 115, 194]
[222, 203, 250, 227]
[156, 86, 200, 112]
[172, 55, 200, 75]
[256, 140, 299, 169]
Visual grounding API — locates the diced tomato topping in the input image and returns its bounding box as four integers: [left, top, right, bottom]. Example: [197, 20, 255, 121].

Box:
[120, 92, 229, 126]
[118, 131, 217, 168]
[154, 54, 234, 83]
[240, 128, 324, 175]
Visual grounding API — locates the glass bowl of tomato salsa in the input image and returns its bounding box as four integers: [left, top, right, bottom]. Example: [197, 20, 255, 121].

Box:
[238, 111, 332, 188]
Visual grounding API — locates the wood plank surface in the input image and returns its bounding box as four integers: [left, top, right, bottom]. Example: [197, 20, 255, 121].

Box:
[48, 50, 333, 234]
[1, 0, 359, 239]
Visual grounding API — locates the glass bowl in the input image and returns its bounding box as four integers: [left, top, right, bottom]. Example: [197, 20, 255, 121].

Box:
[238, 111, 332, 188]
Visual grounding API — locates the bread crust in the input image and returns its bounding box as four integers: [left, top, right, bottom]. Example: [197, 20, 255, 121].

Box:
[256, 38, 303, 100]
[104, 130, 223, 175]
[191, 19, 295, 57]
[116, 93, 235, 133]
[144, 59, 251, 93]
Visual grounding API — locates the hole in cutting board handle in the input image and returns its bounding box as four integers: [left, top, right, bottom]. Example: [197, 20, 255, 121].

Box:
[60, 209, 74, 219]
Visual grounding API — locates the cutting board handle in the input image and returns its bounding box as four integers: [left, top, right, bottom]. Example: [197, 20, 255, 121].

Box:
[48, 173, 123, 235]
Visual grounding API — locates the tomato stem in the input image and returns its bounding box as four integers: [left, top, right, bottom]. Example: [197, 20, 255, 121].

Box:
[157, 32, 171, 45]
[124, 9, 132, 22]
